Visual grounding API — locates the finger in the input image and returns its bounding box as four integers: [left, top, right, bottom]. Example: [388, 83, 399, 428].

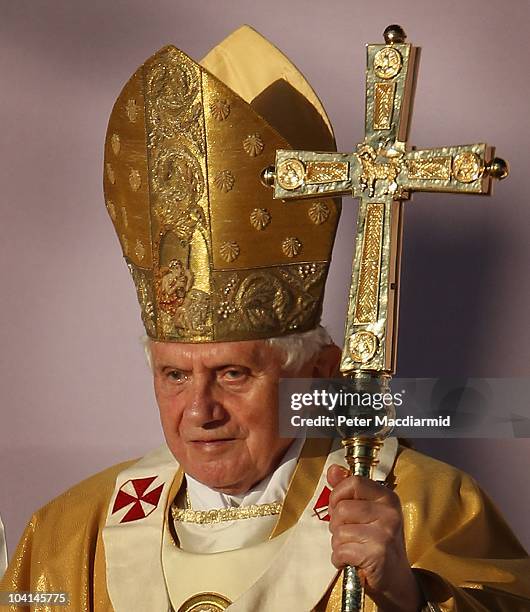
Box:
[327, 464, 350, 488]
[330, 522, 382, 547]
[328, 498, 398, 529]
[330, 538, 386, 574]
[329, 474, 397, 508]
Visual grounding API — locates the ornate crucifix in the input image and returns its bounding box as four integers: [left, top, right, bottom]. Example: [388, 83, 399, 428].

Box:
[265, 24, 507, 378]
[264, 24, 508, 612]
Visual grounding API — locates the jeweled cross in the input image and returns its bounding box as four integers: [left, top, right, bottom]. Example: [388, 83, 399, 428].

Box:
[265, 25, 508, 377]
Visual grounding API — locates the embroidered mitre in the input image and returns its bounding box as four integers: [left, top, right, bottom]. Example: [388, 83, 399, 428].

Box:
[103, 26, 340, 342]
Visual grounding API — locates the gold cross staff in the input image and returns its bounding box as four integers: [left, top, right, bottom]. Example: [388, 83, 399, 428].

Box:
[264, 24, 508, 378]
[264, 24, 508, 612]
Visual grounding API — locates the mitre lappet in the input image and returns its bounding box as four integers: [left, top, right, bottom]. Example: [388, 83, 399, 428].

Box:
[103, 26, 341, 342]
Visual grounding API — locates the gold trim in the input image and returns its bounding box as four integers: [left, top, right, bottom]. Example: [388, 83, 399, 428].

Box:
[276, 158, 306, 190]
[373, 46, 402, 79]
[452, 151, 483, 183]
[354, 202, 384, 324]
[270, 438, 333, 538]
[373, 81, 395, 130]
[374, 47, 403, 79]
[406, 156, 452, 180]
[306, 161, 349, 184]
[172, 501, 282, 524]
[178, 592, 231, 612]
[144, 46, 211, 341]
[349, 330, 379, 363]
[214, 263, 327, 337]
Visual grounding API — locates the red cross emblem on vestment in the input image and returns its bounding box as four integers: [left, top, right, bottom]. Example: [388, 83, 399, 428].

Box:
[111, 476, 165, 523]
[313, 485, 332, 521]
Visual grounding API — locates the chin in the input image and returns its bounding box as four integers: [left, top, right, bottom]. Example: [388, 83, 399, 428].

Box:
[189, 462, 252, 495]
[195, 474, 249, 495]
[169, 440, 258, 493]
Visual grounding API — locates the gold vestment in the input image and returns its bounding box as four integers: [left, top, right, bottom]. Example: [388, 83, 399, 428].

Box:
[2, 443, 530, 611]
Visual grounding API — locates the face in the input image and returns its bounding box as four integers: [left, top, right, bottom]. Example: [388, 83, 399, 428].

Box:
[150, 339, 298, 495]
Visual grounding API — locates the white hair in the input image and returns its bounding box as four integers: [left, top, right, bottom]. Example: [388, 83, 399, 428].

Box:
[141, 325, 334, 375]
[265, 325, 334, 373]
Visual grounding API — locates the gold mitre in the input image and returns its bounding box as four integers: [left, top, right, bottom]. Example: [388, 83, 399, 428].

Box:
[103, 26, 340, 342]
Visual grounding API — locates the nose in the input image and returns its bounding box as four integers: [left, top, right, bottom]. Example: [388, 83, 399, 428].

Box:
[181, 374, 228, 429]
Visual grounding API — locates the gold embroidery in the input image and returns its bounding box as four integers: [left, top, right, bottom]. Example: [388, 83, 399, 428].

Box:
[106, 199, 116, 221]
[156, 260, 210, 336]
[297, 263, 318, 278]
[135, 239, 145, 261]
[215, 264, 326, 335]
[213, 170, 235, 192]
[144, 48, 211, 340]
[126, 98, 139, 122]
[121, 206, 128, 229]
[106, 162, 116, 184]
[175, 289, 210, 334]
[282, 237, 302, 258]
[104, 43, 340, 343]
[308, 202, 330, 225]
[250, 208, 271, 230]
[111, 133, 121, 155]
[146, 51, 204, 153]
[209, 98, 230, 121]
[129, 168, 142, 191]
[158, 260, 194, 315]
[172, 502, 282, 524]
[243, 133, 264, 157]
[127, 262, 156, 336]
[151, 148, 205, 237]
[219, 241, 240, 263]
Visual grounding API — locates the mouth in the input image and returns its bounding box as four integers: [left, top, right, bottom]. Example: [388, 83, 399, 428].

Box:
[190, 438, 237, 448]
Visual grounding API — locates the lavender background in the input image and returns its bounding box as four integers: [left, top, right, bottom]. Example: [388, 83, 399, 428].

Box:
[1, 0, 529, 555]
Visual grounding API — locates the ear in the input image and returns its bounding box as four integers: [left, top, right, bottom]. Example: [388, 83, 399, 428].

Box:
[312, 344, 342, 378]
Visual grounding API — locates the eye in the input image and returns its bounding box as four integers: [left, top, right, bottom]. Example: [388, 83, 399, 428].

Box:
[166, 370, 188, 383]
[220, 367, 249, 382]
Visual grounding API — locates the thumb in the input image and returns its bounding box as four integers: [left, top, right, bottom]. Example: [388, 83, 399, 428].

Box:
[327, 464, 350, 488]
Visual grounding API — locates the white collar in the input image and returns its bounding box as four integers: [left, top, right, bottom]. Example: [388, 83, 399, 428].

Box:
[185, 437, 305, 510]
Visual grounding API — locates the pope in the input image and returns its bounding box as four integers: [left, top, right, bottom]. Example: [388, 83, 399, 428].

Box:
[2, 26, 530, 612]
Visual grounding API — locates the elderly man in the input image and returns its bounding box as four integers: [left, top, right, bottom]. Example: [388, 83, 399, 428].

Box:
[2, 26, 530, 612]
